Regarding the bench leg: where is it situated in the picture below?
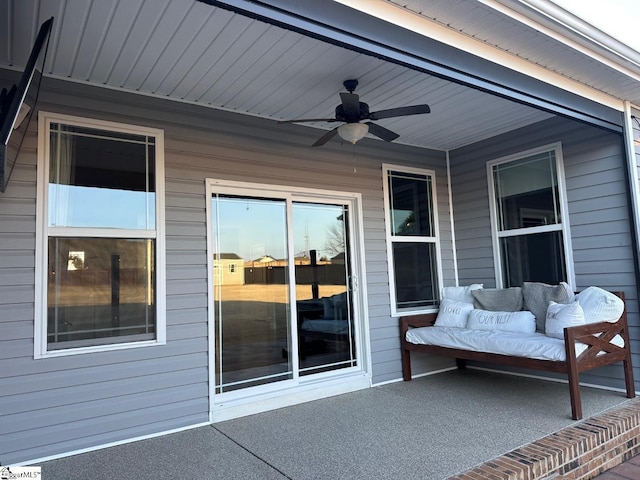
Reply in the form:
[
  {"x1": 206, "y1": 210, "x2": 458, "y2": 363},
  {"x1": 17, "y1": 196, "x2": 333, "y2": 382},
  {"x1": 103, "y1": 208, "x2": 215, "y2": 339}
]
[
  {"x1": 623, "y1": 357, "x2": 636, "y2": 399},
  {"x1": 402, "y1": 348, "x2": 412, "y2": 381},
  {"x1": 567, "y1": 368, "x2": 582, "y2": 421},
  {"x1": 456, "y1": 358, "x2": 467, "y2": 370}
]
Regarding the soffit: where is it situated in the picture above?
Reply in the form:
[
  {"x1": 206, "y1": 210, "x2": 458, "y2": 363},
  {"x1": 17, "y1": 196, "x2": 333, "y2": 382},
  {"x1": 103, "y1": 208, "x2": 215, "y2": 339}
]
[{"x1": 0, "y1": 0, "x2": 592, "y2": 151}]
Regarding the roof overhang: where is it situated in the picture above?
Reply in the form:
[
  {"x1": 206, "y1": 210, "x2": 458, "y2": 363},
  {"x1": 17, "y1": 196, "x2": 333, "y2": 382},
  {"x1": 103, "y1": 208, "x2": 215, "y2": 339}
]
[
  {"x1": 203, "y1": 0, "x2": 624, "y2": 131},
  {"x1": 3, "y1": 0, "x2": 638, "y2": 151}
]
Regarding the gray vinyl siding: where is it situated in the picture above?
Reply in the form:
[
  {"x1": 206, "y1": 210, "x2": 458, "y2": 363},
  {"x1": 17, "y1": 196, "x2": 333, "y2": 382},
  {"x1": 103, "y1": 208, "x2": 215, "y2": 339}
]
[
  {"x1": 0, "y1": 74, "x2": 452, "y2": 463},
  {"x1": 449, "y1": 116, "x2": 639, "y2": 392}
]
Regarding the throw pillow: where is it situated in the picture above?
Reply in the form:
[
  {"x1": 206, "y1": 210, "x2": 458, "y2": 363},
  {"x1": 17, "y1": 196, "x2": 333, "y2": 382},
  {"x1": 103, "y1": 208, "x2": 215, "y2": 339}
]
[
  {"x1": 576, "y1": 287, "x2": 624, "y2": 323},
  {"x1": 472, "y1": 287, "x2": 523, "y2": 312},
  {"x1": 322, "y1": 292, "x2": 348, "y2": 320},
  {"x1": 466, "y1": 309, "x2": 536, "y2": 334},
  {"x1": 522, "y1": 282, "x2": 574, "y2": 332},
  {"x1": 434, "y1": 299, "x2": 474, "y2": 328},
  {"x1": 441, "y1": 284, "x2": 483, "y2": 304},
  {"x1": 545, "y1": 301, "x2": 585, "y2": 339},
  {"x1": 322, "y1": 297, "x2": 334, "y2": 319}
]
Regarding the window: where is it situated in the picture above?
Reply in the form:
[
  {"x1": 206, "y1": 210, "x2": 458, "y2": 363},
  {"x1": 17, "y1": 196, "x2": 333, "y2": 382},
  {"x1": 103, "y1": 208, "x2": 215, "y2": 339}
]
[
  {"x1": 488, "y1": 143, "x2": 572, "y2": 288},
  {"x1": 383, "y1": 164, "x2": 442, "y2": 315},
  {"x1": 35, "y1": 113, "x2": 165, "y2": 356}
]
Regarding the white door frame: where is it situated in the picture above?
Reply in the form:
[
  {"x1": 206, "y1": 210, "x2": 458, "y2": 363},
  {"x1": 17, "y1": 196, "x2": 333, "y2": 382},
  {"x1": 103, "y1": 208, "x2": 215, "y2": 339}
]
[{"x1": 205, "y1": 178, "x2": 372, "y2": 422}]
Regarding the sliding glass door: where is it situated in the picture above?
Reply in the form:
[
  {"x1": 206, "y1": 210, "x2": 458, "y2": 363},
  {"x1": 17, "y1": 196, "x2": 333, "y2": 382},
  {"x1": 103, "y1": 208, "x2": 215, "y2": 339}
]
[
  {"x1": 210, "y1": 187, "x2": 358, "y2": 395},
  {"x1": 212, "y1": 196, "x2": 292, "y2": 393},
  {"x1": 292, "y1": 203, "x2": 356, "y2": 376}
]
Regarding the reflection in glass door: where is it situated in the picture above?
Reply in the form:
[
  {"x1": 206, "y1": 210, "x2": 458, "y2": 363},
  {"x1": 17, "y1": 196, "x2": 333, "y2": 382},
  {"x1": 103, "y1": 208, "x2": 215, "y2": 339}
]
[
  {"x1": 212, "y1": 196, "x2": 292, "y2": 393},
  {"x1": 211, "y1": 192, "x2": 358, "y2": 395},
  {"x1": 292, "y1": 203, "x2": 356, "y2": 376}
]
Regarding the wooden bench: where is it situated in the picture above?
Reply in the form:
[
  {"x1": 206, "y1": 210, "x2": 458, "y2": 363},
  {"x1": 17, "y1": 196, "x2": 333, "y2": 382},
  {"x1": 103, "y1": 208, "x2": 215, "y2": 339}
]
[{"x1": 400, "y1": 292, "x2": 636, "y2": 420}]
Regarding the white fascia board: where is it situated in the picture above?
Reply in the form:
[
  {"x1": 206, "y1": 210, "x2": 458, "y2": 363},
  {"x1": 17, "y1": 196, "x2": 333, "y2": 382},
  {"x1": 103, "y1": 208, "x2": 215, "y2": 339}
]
[{"x1": 333, "y1": 0, "x2": 624, "y2": 111}]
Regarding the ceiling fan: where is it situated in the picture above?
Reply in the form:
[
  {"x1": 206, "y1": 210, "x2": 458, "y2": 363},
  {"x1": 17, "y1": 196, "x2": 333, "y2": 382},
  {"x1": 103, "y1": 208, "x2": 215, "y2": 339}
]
[{"x1": 278, "y1": 79, "x2": 431, "y2": 147}]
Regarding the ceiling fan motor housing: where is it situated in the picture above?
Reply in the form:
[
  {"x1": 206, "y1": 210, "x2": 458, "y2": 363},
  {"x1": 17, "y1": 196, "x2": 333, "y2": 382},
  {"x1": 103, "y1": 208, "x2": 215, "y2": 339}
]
[{"x1": 335, "y1": 102, "x2": 370, "y2": 123}]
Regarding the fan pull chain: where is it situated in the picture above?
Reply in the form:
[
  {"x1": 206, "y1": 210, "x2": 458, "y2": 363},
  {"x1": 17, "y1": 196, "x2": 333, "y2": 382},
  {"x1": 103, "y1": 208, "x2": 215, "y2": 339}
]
[{"x1": 352, "y1": 144, "x2": 357, "y2": 173}]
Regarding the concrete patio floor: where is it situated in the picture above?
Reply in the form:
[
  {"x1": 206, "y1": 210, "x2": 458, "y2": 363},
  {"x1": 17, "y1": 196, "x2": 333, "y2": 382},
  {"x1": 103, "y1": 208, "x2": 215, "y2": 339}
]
[{"x1": 37, "y1": 369, "x2": 635, "y2": 480}]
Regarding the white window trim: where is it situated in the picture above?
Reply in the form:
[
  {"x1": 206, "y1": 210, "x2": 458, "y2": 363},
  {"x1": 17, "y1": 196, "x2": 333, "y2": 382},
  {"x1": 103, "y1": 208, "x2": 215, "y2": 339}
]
[
  {"x1": 486, "y1": 142, "x2": 575, "y2": 289},
  {"x1": 382, "y1": 163, "x2": 444, "y2": 317},
  {"x1": 34, "y1": 111, "x2": 166, "y2": 358}
]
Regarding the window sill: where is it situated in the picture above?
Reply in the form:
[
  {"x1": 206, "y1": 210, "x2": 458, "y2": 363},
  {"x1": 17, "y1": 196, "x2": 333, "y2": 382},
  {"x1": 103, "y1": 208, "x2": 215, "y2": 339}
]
[
  {"x1": 390, "y1": 306, "x2": 439, "y2": 318},
  {"x1": 34, "y1": 338, "x2": 166, "y2": 359}
]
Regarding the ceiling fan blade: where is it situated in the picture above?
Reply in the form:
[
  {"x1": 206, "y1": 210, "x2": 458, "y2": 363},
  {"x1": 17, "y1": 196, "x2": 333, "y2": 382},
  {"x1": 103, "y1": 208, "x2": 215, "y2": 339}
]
[
  {"x1": 368, "y1": 104, "x2": 431, "y2": 120},
  {"x1": 312, "y1": 126, "x2": 340, "y2": 147},
  {"x1": 365, "y1": 122, "x2": 400, "y2": 142},
  {"x1": 340, "y1": 92, "x2": 360, "y2": 118},
  {"x1": 278, "y1": 118, "x2": 338, "y2": 124}
]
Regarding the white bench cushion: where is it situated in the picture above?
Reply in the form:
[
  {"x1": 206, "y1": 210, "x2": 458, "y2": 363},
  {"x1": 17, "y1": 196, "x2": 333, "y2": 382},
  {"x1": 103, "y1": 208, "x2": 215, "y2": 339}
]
[{"x1": 405, "y1": 326, "x2": 623, "y2": 362}]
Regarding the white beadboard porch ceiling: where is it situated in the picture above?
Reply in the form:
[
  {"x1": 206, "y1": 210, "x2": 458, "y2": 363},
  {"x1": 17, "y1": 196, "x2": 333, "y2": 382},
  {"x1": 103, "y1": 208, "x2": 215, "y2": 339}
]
[{"x1": 2, "y1": 0, "x2": 638, "y2": 150}]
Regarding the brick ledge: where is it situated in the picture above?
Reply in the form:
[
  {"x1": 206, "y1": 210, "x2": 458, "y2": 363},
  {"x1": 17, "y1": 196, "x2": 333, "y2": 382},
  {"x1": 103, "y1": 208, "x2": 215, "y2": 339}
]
[{"x1": 449, "y1": 397, "x2": 640, "y2": 480}]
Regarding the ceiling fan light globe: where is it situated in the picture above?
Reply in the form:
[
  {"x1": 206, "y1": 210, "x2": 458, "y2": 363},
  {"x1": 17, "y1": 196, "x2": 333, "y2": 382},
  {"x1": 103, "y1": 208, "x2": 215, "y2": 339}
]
[{"x1": 338, "y1": 123, "x2": 369, "y2": 144}]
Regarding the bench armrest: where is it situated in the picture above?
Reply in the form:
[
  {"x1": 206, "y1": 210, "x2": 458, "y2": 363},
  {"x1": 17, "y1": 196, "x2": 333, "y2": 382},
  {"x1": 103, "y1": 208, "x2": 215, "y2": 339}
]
[
  {"x1": 400, "y1": 313, "x2": 438, "y2": 338},
  {"x1": 563, "y1": 291, "x2": 631, "y2": 370}
]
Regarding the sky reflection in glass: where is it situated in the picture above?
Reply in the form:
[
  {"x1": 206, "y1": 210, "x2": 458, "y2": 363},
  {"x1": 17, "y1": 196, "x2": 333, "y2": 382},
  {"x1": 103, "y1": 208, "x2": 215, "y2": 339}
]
[{"x1": 49, "y1": 184, "x2": 155, "y2": 230}]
